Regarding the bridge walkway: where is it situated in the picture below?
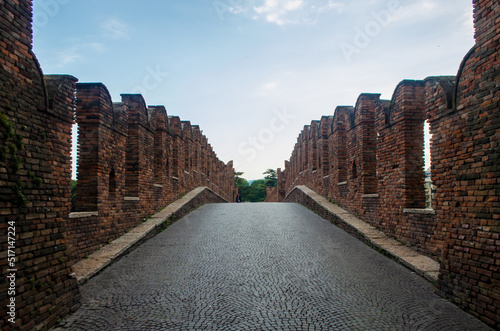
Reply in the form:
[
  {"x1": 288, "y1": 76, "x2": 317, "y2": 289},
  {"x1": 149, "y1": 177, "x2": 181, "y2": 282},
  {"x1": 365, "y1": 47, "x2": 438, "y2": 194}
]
[{"x1": 54, "y1": 203, "x2": 491, "y2": 330}]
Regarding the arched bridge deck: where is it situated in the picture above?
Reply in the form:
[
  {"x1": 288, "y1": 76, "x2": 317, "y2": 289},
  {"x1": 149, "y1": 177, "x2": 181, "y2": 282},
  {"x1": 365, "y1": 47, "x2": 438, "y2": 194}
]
[{"x1": 54, "y1": 203, "x2": 491, "y2": 330}]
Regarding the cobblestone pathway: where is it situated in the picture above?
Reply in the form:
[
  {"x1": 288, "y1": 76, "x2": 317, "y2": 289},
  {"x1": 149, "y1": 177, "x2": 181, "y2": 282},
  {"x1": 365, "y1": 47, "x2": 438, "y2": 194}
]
[{"x1": 55, "y1": 203, "x2": 492, "y2": 330}]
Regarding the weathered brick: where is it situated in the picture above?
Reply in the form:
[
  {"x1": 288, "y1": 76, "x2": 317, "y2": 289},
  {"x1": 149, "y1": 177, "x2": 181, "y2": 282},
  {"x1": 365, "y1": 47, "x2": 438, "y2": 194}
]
[
  {"x1": 276, "y1": 0, "x2": 500, "y2": 328},
  {"x1": 0, "y1": 1, "x2": 235, "y2": 330}
]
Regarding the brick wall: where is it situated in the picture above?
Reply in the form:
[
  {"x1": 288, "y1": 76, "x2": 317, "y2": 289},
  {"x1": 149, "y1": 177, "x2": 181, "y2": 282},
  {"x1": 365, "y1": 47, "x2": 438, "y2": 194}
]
[
  {"x1": 281, "y1": 70, "x2": 449, "y2": 261},
  {"x1": 375, "y1": 80, "x2": 428, "y2": 237},
  {"x1": 317, "y1": 116, "x2": 332, "y2": 197},
  {"x1": 70, "y1": 83, "x2": 236, "y2": 262},
  {"x1": 0, "y1": 1, "x2": 236, "y2": 330},
  {"x1": 432, "y1": 0, "x2": 500, "y2": 326},
  {"x1": 0, "y1": 1, "x2": 80, "y2": 330},
  {"x1": 278, "y1": 0, "x2": 499, "y2": 327},
  {"x1": 264, "y1": 168, "x2": 285, "y2": 202}
]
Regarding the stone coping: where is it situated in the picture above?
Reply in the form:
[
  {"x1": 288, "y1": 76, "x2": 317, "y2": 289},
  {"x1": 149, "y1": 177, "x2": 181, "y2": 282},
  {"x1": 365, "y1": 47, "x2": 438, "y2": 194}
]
[
  {"x1": 362, "y1": 194, "x2": 379, "y2": 198},
  {"x1": 71, "y1": 186, "x2": 226, "y2": 284},
  {"x1": 403, "y1": 208, "x2": 436, "y2": 215},
  {"x1": 285, "y1": 185, "x2": 440, "y2": 283},
  {"x1": 68, "y1": 211, "x2": 98, "y2": 219}
]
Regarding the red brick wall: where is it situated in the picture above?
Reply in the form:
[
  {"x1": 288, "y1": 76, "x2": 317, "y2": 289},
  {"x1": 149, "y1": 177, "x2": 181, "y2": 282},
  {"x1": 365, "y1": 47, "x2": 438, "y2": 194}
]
[
  {"x1": 71, "y1": 83, "x2": 131, "y2": 260},
  {"x1": 424, "y1": 75, "x2": 456, "y2": 258},
  {"x1": 0, "y1": 2, "x2": 235, "y2": 329},
  {"x1": 0, "y1": 1, "x2": 80, "y2": 330},
  {"x1": 330, "y1": 106, "x2": 350, "y2": 199},
  {"x1": 71, "y1": 84, "x2": 235, "y2": 262},
  {"x1": 151, "y1": 105, "x2": 173, "y2": 202},
  {"x1": 284, "y1": 80, "x2": 436, "y2": 252},
  {"x1": 375, "y1": 80, "x2": 428, "y2": 235},
  {"x1": 264, "y1": 168, "x2": 285, "y2": 202},
  {"x1": 264, "y1": 187, "x2": 279, "y2": 202},
  {"x1": 318, "y1": 116, "x2": 332, "y2": 197},
  {"x1": 281, "y1": 0, "x2": 499, "y2": 327},
  {"x1": 433, "y1": 0, "x2": 500, "y2": 326}
]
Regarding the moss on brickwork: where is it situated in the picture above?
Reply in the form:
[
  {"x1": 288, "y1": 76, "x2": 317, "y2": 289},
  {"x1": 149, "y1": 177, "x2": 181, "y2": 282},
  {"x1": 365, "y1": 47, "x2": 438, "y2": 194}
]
[{"x1": 0, "y1": 2, "x2": 80, "y2": 330}]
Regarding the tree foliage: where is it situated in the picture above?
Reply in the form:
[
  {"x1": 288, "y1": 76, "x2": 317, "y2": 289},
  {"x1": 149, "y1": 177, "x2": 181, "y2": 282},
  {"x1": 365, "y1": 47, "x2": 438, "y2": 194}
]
[
  {"x1": 234, "y1": 173, "x2": 268, "y2": 202},
  {"x1": 234, "y1": 171, "x2": 247, "y2": 188},
  {"x1": 263, "y1": 168, "x2": 277, "y2": 187}
]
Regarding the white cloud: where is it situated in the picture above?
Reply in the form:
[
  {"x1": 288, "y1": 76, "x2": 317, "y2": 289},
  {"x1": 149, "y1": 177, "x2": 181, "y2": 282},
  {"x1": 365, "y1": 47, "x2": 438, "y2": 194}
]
[
  {"x1": 253, "y1": 0, "x2": 305, "y2": 25},
  {"x1": 52, "y1": 42, "x2": 106, "y2": 69},
  {"x1": 266, "y1": 13, "x2": 285, "y2": 25},
  {"x1": 322, "y1": 1, "x2": 345, "y2": 14},
  {"x1": 421, "y1": 1, "x2": 437, "y2": 10},
  {"x1": 222, "y1": 0, "x2": 343, "y2": 25},
  {"x1": 229, "y1": 6, "x2": 245, "y2": 14},
  {"x1": 254, "y1": 0, "x2": 279, "y2": 15},
  {"x1": 284, "y1": 0, "x2": 303, "y2": 11},
  {"x1": 258, "y1": 81, "x2": 280, "y2": 96},
  {"x1": 88, "y1": 42, "x2": 107, "y2": 52},
  {"x1": 263, "y1": 81, "x2": 278, "y2": 90},
  {"x1": 102, "y1": 17, "x2": 130, "y2": 40},
  {"x1": 58, "y1": 47, "x2": 82, "y2": 66},
  {"x1": 390, "y1": 1, "x2": 450, "y2": 25}
]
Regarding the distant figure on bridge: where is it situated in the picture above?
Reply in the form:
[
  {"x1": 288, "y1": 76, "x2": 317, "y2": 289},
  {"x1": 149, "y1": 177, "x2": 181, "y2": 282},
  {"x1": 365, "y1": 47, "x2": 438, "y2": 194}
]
[{"x1": 236, "y1": 194, "x2": 241, "y2": 203}]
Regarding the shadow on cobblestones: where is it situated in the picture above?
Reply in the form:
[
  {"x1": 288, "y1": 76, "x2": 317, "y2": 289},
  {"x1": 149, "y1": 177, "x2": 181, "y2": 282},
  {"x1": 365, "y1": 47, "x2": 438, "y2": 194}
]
[{"x1": 54, "y1": 203, "x2": 492, "y2": 331}]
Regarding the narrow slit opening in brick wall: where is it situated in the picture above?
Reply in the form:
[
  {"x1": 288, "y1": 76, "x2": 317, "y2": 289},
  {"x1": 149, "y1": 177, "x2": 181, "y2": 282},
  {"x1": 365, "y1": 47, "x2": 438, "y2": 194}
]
[
  {"x1": 71, "y1": 123, "x2": 78, "y2": 212},
  {"x1": 423, "y1": 120, "x2": 434, "y2": 209}
]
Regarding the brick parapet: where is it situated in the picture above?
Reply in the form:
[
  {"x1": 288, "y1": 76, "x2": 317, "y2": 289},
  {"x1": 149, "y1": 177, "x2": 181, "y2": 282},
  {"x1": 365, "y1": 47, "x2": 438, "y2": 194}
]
[
  {"x1": 71, "y1": 84, "x2": 235, "y2": 264},
  {"x1": 330, "y1": 106, "x2": 350, "y2": 198},
  {"x1": 264, "y1": 167, "x2": 285, "y2": 203},
  {"x1": 0, "y1": 2, "x2": 235, "y2": 330},
  {"x1": 432, "y1": 1, "x2": 500, "y2": 326},
  {"x1": 283, "y1": 79, "x2": 435, "y2": 252},
  {"x1": 1, "y1": 1, "x2": 80, "y2": 329},
  {"x1": 319, "y1": 116, "x2": 332, "y2": 179},
  {"x1": 280, "y1": 0, "x2": 499, "y2": 327},
  {"x1": 75, "y1": 83, "x2": 113, "y2": 212},
  {"x1": 150, "y1": 106, "x2": 172, "y2": 199},
  {"x1": 354, "y1": 94, "x2": 379, "y2": 195},
  {"x1": 373, "y1": 80, "x2": 428, "y2": 238}
]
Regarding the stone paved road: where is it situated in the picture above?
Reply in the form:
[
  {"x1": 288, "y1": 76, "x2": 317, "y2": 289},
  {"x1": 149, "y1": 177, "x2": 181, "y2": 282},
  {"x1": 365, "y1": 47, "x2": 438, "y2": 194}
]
[{"x1": 55, "y1": 203, "x2": 492, "y2": 330}]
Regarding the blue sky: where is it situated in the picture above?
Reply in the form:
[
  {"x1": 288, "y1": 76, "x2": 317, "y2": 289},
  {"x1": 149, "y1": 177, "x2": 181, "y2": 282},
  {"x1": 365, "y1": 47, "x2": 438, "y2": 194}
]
[{"x1": 33, "y1": 0, "x2": 475, "y2": 180}]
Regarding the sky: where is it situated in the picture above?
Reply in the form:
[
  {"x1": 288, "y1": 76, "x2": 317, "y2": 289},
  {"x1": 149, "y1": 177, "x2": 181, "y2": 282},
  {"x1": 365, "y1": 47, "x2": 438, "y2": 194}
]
[{"x1": 32, "y1": 0, "x2": 475, "y2": 180}]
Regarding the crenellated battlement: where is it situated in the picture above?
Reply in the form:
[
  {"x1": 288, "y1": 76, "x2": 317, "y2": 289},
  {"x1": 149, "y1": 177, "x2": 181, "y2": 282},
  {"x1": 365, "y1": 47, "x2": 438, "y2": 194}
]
[
  {"x1": 278, "y1": 0, "x2": 499, "y2": 327},
  {"x1": 71, "y1": 83, "x2": 235, "y2": 263},
  {"x1": 0, "y1": 1, "x2": 235, "y2": 330}
]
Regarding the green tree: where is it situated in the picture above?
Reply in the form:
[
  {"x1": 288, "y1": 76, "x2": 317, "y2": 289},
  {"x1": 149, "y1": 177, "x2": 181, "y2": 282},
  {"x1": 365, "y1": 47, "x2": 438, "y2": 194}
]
[
  {"x1": 235, "y1": 171, "x2": 246, "y2": 188},
  {"x1": 234, "y1": 172, "x2": 268, "y2": 202},
  {"x1": 263, "y1": 168, "x2": 277, "y2": 187},
  {"x1": 234, "y1": 172, "x2": 249, "y2": 202},
  {"x1": 247, "y1": 179, "x2": 267, "y2": 202}
]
